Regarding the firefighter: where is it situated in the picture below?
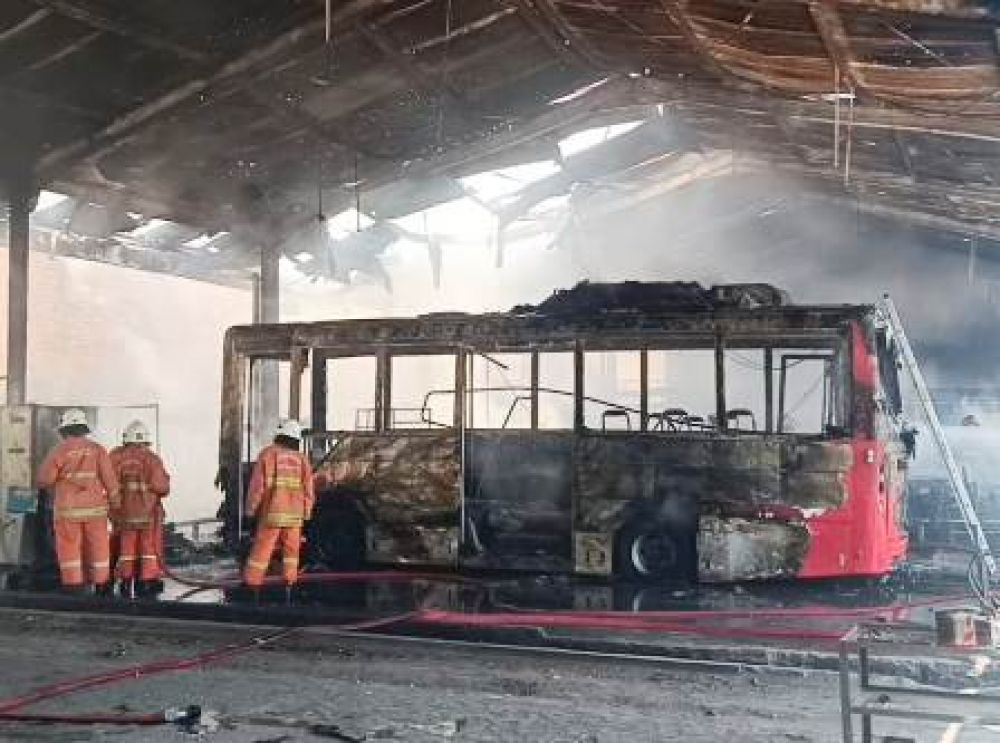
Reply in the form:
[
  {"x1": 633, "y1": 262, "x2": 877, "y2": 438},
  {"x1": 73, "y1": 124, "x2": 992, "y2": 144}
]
[
  {"x1": 110, "y1": 420, "x2": 170, "y2": 597},
  {"x1": 244, "y1": 419, "x2": 315, "y2": 592},
  {"x1": 36, "y1": 409, "x2": 119, "y2": 594}
]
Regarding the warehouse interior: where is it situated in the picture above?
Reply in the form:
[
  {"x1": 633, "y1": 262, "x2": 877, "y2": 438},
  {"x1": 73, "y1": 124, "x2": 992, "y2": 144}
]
[{"x1": 1, "y1": 1, "x2": 1000, "y2": 740}]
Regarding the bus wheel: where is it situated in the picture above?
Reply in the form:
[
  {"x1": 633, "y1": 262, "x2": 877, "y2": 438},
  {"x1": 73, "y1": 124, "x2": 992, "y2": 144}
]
[
  {"x1": 305, "y1": 499, "x2": 366, "y2": 570},
  {"x1": 617, "y1": 524, "x2": 689, "y2": 583}
]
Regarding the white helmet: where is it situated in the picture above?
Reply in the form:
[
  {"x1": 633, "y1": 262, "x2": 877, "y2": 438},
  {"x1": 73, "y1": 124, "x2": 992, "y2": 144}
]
[
  {"x1": 275, "y1": 418, "x2": 303, "y2": 441},
  {"x1": 58, "y1": 408, "x2": 89, "y2": 431},
  {"x1": 123, "y1": 420, "x2": 152, "y2": 445}
]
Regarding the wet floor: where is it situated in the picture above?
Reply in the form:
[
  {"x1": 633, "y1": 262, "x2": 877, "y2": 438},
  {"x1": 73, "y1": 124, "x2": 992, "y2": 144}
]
[
  {"x1": 148, "y1": 551, "x2": 981, "y2": 646},
  {"x1": 1, "y1": 548, "x2": 980, "y2": 648}
]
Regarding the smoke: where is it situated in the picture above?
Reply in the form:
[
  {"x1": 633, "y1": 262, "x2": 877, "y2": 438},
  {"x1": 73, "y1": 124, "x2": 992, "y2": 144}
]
[
  {"x1": 284, "y1": 168, "x2": 1000, "y2": 388},
  {"x1": 282, "y1": 166, "x2": 1000, "y2": 489},
  {"x1": 5, "y1": 164, "x2": 991, "y2": 521}
]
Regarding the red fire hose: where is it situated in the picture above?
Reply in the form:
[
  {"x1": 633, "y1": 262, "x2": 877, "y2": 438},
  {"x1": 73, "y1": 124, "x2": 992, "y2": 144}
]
[{"x1": 0, "y1": 612, "x2": 416, "y2": 727}]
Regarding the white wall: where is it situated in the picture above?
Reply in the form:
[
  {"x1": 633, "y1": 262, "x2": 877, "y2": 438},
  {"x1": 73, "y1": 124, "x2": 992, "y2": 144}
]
[{"x1": 0, "y1": 251, "x2": 250, "y2": 521}]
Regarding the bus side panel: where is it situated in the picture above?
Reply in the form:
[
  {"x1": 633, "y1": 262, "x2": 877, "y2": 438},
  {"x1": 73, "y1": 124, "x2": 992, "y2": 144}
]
[
  {"x1": 316, "y1": 432, "x2": 461, "y2": 565},
  {"x1": 463, "y1": 431, "x2": 575, "y2": 572},
  {"x1": 798, "y1": 440, "x2": 907, "y2": 577},
  {"x1": 574, "y1": 435, "x2": 784, "y2": 534},
  {"x1": 573, "y1": 435, "x2": 808, "y2": 581}
]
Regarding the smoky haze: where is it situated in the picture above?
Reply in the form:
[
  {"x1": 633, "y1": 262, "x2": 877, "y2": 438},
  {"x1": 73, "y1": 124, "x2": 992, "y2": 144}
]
[
  {"x1": 3, "y1": 168, "x2": 998, "y2": 521},
  {"x1": 285, "y1": 168, "x2": 1000, "y2": 491},
  {"x1": 287, "y1": 170, "x2": 1000, "y2": 388}
]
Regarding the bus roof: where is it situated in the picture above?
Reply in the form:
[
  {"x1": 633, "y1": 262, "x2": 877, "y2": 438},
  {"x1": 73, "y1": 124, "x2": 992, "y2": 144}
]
[{"x1": 225, "y1": 282, "x2": 876, "y2": 354}]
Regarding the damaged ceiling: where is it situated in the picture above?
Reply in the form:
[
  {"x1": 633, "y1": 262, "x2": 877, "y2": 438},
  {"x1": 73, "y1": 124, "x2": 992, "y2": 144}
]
[{"x1": 1, "y1": 0, "x2": 999, "y2": 283}]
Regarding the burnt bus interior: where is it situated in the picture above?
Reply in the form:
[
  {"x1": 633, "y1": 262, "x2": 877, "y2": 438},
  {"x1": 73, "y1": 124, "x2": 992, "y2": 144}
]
[{"x1": 218, "y1": 283, "x2": 901, "y2": 583}]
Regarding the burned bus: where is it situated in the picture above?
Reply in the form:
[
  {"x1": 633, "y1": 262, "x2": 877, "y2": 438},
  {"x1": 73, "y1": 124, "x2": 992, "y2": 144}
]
[{"x1": 217, "y1": 282, "x2": 909, "y2": 583}]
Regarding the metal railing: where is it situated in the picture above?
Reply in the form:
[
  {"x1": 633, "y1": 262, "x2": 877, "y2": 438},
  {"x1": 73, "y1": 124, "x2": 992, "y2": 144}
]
[{"x1": 839, "y1": 623, "x2": 1000, "y2": 742}]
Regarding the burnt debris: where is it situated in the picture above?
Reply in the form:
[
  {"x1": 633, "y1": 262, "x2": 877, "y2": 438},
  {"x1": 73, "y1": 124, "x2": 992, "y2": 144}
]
[{"x1": 512, "y1": 281, "x2": 789, "y2": 318}]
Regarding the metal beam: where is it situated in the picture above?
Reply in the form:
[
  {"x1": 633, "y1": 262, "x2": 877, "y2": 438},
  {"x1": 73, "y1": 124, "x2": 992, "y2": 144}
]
[
  {"x1": 26, "y1": 30, "x2": 100, "y2": 72},
  {"x1": 808, "y1": 0, "x2": 866, "y2": 92},
  {"x1": 573, "y1": 342, "x2": 584, "y2": 431},
  {"x1": 714, "y1": 334, "x2": 727, "y2": 432},
  {"x1": 312, "y1": 79, "x2": 642, "y2": 221},
  {"x1": 644, "y1": 75, "x2": 1000, "y2": 145},
  {"x1": 37, "y1": 0, "x2": 395, "y2": 180},
  {"x1": 656, "y1": 0, "x2": 748, "y2": 87},
  {"x1": 356, "y1": 21, "x2": 481, "y2": 123},
  {"x1": 800, "y1": 0, "x2": 998, "y2": 19},
  {"x1": 530, "y1": 350, "x2": 539, "y2": 430},
  {"x1": 509, "y1": 0, "x2": 585, "y2": 65},
  {"x1": 25, "y1": 0, "x2": 209, "y2": 62},
  {"x1": 530, "y1": 0, "x2": 607, "y2": 68},
  {"x1": 14, "y1": 228, "x2": 252, "y2": 287},
  {"x1": 639, "y1": 348, "x2": 648, "y2": 432},
  {"x1": 377, "y1": 350, "x2": 391, "y2": 433},
  {"x1": 0, "y1": 8, "x2": 51, "y2": 44},
  {"x1": 408, "y1": 6, "x2": 519, "y2": 53},
  {"x1": 37, "y1": 18, "x2": 318, "y2": 178},
  {"x1": 240, "y1": 80, "x2": 396, "y2": 161},
  {"x1": 51, "y1": 175, "x2": 223, "y2": 229},
  {"x1": 5, "y1": 186, "x2": 30, "y2": 405}
]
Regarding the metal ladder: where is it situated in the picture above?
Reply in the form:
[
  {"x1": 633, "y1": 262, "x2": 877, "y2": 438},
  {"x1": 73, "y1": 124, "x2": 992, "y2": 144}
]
[{"x1": 881, "y1": 295, "x2": 997, "y2": 579}]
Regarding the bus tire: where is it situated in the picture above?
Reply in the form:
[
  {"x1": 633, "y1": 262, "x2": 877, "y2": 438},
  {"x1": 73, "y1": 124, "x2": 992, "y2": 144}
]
[
  {"x1": 616, "y1": 523, "x2": 694, "y2": 584},
  {"x1": 305, "y1": 496, "x2": 367, "y2": 570}
]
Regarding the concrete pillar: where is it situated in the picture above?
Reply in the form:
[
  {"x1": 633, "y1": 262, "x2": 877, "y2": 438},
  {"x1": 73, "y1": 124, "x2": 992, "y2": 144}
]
[{"x1": 6, "y1": 187, "x2": 30, "y2": 406}]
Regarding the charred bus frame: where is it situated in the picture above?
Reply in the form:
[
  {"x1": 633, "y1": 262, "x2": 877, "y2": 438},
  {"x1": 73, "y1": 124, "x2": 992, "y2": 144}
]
[{"x1": 218, "y1": 284, "x2": 908, "y2": 583}]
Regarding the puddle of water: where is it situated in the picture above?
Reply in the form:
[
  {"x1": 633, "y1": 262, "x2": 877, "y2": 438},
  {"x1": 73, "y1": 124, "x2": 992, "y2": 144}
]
[
  {"x1": 7, "y1": 550, "x2": 977, "y2": 643},
  {"x1": 159, "y1": 558, "x2": 976, "y2": 638}
]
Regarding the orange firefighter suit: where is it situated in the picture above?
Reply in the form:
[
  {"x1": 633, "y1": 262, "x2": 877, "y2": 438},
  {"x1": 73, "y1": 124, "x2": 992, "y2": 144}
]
[
  {"x1": 244, "y1": 444, "x2": 315, "y2": 587},
  {"x1": 109, "y1": 444, "x2": 170, "y2": 581},
  {"x1": 37, "y1": 437, "x2": 120, "y2": 587}
]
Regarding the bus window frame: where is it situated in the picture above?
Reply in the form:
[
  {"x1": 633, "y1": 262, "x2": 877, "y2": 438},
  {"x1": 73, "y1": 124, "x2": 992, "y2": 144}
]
[{"x1": 304, "y1": 332, "x2": 851, "y2": 441}]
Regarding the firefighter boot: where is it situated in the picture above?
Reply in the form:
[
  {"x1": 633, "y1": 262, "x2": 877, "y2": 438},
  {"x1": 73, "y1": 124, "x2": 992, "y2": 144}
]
[
  {"x1": 137, "y1": 580, "x2": 161, "y2": 600},
  {"x1": 94, "y1": 582, "x2": 114, "y2": 599}
]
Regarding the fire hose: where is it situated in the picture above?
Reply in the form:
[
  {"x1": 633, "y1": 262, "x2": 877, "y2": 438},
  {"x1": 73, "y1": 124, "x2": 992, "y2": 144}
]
[
  {"x1": 152, "y1": 541, "x2": 974, "y2": 642},
  {"x1": 0, "y1": 611, "x2": 417, "y2": 728},
  {"x1": 156, "y1": 557, "x2": 970, "y2": 638},
  {"x1": 139, "y1": 516, "x2": 980, "y2": 650},
  {"x1": 6, "y1": 534, "x2": 980, "y2": 732},
  {"x1": 0, "y1": 592, "x2": 969, "y2": 730}
]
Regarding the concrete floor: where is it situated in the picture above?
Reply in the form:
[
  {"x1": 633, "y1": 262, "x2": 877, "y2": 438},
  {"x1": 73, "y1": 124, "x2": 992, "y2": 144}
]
[{"x1": 0, "y1": 608, "x2": 979, "y2": 742}]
